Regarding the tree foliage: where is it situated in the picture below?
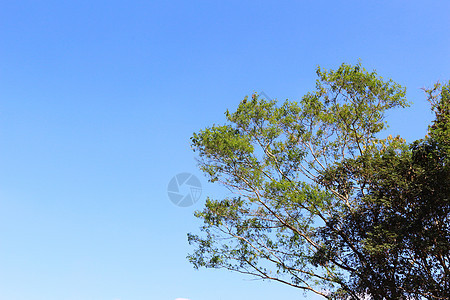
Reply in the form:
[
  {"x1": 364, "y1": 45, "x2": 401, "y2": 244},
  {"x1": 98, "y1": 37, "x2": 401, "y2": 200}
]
[{"x1": 187, "y1": 63, "x2": 449, "y2": 299}]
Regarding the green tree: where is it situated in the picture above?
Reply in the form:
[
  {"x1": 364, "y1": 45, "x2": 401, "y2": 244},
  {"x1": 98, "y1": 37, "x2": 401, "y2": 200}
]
[
  {"x1": 187, "y1": 63, "x2": 449, "y2": 299},
  {"x1": 316, "y1": 81, "x2": 450, "y2": 299}
]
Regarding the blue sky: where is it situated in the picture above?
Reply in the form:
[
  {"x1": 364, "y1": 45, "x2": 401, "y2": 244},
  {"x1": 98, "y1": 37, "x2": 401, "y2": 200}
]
[{"x1": 1, "y1": 1, "x2": 449, "y2": 299}]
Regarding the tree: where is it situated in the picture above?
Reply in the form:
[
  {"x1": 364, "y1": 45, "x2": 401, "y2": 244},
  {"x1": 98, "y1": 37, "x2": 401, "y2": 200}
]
[
  {"x1": 315, "y1": 81, "x2": 450, "y2": 299},
  {"x1": 187, "y1": 63, "x2": 450, "y2": 299}
]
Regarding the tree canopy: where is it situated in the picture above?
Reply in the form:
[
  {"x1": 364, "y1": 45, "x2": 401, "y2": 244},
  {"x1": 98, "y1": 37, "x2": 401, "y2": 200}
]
[{"x1": 187, "y1": 63, "x2": 450, "y2": 299}]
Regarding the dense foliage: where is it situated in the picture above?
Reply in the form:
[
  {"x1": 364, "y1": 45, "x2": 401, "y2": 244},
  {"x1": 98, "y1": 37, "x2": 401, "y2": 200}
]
[{"x1": 188, "y1": 63, "x2": 449, "y2": 299}]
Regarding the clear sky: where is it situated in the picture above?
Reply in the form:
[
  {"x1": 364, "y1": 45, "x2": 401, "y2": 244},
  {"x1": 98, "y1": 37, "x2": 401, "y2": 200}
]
[{"x1": 1, "y1": 1, "x2": 449, "y2": 300}]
